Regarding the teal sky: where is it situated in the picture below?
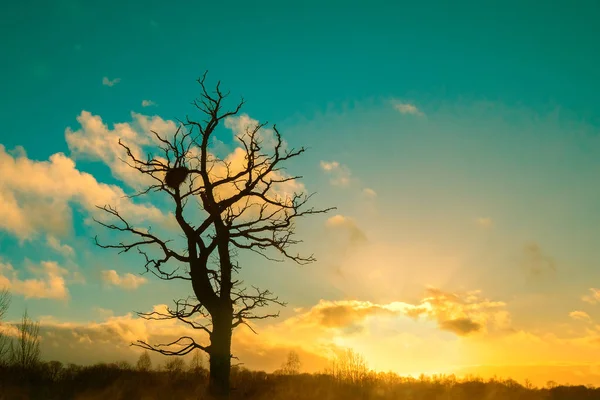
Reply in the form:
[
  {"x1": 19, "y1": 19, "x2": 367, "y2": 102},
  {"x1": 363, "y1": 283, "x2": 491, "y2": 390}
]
[{"x1": 1, "y1": 0, "x2": 600, "y2": 384}]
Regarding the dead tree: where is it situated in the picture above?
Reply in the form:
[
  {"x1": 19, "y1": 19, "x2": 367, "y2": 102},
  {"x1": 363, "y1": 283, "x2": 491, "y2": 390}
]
[
  {"x1": 10, "y1": 309, "x2": 41, "y2": 370},
  {"x1": 94, "y1": 72, "x2": 334, "y2": 398},
  {"x1": 0, "y1": 288, "x2": 11, "y2": 362}
]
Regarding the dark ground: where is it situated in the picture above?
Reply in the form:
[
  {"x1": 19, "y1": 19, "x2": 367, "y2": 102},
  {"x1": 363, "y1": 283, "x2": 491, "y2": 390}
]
[{"x1": 1, "y1": 362, "x2": 599, "y2": 400}]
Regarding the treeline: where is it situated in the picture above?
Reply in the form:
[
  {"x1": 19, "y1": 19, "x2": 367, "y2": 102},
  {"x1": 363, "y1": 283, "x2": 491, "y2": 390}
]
[{"x1": 2, "y1": 360, "x2": 600, "y2": 400}]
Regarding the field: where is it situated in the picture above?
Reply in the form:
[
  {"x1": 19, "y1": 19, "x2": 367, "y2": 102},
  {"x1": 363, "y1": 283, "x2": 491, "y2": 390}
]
[{"x1": 1, "y1": 363, "x2": 599, "y2": 400}]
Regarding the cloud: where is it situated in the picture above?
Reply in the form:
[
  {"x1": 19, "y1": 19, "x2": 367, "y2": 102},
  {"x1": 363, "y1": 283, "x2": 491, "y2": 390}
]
[
  {"x1": 101, "y1": 270, "x2": 147, "y2": 290},
  {"x1": 66, "y1": 111, "x2": 303, "y2": 217},
  {"x1": 141, "y1": 100, "x2": 156, "y2": 107},
  {"x1": 521, "y1": 243, "x2": 556, "y2": 280},
  {"x1": 569, "y1": 311, "x2": 591, "y2": 322},
  {"x1": 14, "y1": 295, "x2": 600, "y2": 385},
  {"x1": 289, "y1": 300, "x2": 404, "y2": 328},
  {"x1": 102, "y1": 77, "x2": 121, "y2": 87},
  {"x1": 46, "y1": 235, "x2": 74, "y2": 257},
  {"x1": 363, "y1": 188, "x2": 377, "y2": 198},
  {"x1": 320, "y1": 161, "x2": 339, "y2": 171},
  {"x1": 94, "y1": 307, "x2": 115, "y2": 319},
  {"x1": 201, "y1": 114, "x2": 307, "y2": 218},
  {"x1": 320, "y1": 161, "x2": 351, "y2": 186},
  {"x1": 409, "y1": 287, "x2": 512, "y2": 336},
  {"x1": 475, "y1": 217, "x2": 493, "y2": 228},
  {"x1": 392, "y1": 100, "x2": 424, "y2": 116},
  {"x1": 0, "y1": 144, "x2": 170, "y2": 240},
  {"x1": 325, "y1": 215, "x2": 367, "y2": 245},
  {"x1": 439, "y1": 318, "x2": 482, "y2": 335},
  {"x1": 65, "y1": 110, "x2": 176, "y2": 189},
  {"x1": 289, "y1": 287, "x2": 510, "y2": 338},
  {"x1": 307, "y1": 301, "x2": 397, "y2": 329},
  {"x1": 225, "y1": 114, "x2": 284, "y2": 151},
  {"x1": 583, "y1": 288, "x2": 600, "y2": 305},
  {"x1": 0, "y1": 260, "x2": 70, "y2": 300},
  {"x1": 18, "y1": 305, "x2": 331, "y2": 373}
]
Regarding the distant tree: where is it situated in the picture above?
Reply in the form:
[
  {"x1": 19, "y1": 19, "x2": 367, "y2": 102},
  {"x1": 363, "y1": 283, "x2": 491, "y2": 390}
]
[
  {"x1": 44, "y1": 360, "x2": 64, "y2": 381},
  {"x1": 546, "y1": 380, "x2": 558, "y2": 389},
  {"x1": 10, "y1": 309, "x2": 41, "y2": 369},
  {"x1": 326, "y1": 348, "x2": 369, "y2": 384},
  {"x1": 280, "y1": 350, "x2": 301, "y2": 375},
  {"x1": 189, "y1": 349, "x2": 206, "y2": 374},
  {"x1": 164, "y1": 357, "x2": 186, "y2": 376},
  {"x1": 94, "y1": 72, "x2": 333, "y2": 398},
  {"x1": 136, "y1": 350, "x2": 152, "y2": 372},
  {"x1": 116, "y1": 360, "x2": 133, "y2": 370},
  {"x1": 523, "y1": 378, "x2": 535, "y2": 389},
  {"x1": 0, "y1": 288, "x2": 11, "y2": 363}
]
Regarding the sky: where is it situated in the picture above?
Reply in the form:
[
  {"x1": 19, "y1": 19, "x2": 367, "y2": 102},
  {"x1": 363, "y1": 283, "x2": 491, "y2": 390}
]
[{"x1": 1, "y1": 0, "x2": 600, "y2": 387}]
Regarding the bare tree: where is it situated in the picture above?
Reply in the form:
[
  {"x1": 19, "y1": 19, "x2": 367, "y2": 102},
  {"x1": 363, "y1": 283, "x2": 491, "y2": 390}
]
[
  {"x1": 136, "y1": 350, "x2": 152, "y2": 372},
  {"x1": 94, "y1": 72, "x2": 334, "y2": 398},
  {"x1": 189, "y1": 349, "x2": 207, "y2": 375},
  {"x1": 10, "y1": 309, "x2": 41, "y2": 370},
  {"x1": 279, "y1": 350, "x2": 301, "y2": 375},
  {"x1": 164, "y1": 357, "x2": 186, "y2": 377},
  {"x1": 326, "y1": 348, "x2": 369, "y2": 384},
  {"x1": 0, "y1": 288, "x2": 11, "y2": 363}
]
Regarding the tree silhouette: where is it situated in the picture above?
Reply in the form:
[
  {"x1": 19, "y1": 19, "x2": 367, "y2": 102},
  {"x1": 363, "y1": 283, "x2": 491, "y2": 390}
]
[
  {"x1": 326, "y1": 348, "x2": 369, "y2": 385},
  {"x1": 10, "y1": 309, "x2": 41, "y2": 370},
  {"x1": 0, "y1": 288, "x2": 11, "y2": 362},
  {"x1": 136, "y1": 351, "x2": 152, "y2": 372},
  {"x1": 94, "y1": 72, "x2": 333, "y2": 398},
  {"x1": 279, "y1": 350, "x2": 301, "y2": 375}
]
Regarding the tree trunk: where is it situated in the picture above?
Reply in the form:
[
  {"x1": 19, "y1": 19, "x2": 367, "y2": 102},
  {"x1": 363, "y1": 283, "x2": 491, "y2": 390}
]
[{"x1": 208, "y1": 313, "x2": 233, "y2": 399}]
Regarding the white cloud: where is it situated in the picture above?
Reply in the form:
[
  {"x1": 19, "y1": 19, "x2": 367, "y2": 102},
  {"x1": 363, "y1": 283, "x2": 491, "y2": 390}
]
[
  {"x1": 101, "y1": 269, "x2": 147, "y2": 290},
  {"x1": 102, "y1": 77, "x2": 121, "y2": 87},
  {"x1": 320, "y1": 160, "x2": 351, "y2": 186},
  {"x1": 320, "y1": 161, "x2": 340, "y2": 171},
  {"x1": 583, "y1": 288, "x2": 600, "y2": 305},
  {"x1": 224, "y1": 113, "x2": 283, "y2": 151},
  {"x1": 0, "y1": 260, "x2": 70, "y2": 300},
  {"x1": 141, "y1": 100, "x2": 156, "y2": 107},
  {"x1": 392, "y1": 100, "x2": 424, "y2": 116},
  {"x1": 46, "y1": 235, "x2": 74, "y2": 257}
]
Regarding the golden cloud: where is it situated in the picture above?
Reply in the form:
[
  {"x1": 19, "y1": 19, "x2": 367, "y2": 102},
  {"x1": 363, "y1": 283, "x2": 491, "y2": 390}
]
[
  {"x1": 407, "y1": 287, "x2": 512, "y2": 336},
  {"x1": 101, "y1": 269, "x2": 147, "y2": 290},
  {"x1": 0, "y1": 260, "x2": 71, "y2": 300},
  {"x1": 569, "y1": 311, "x2": 592, "y2": 322},
  {"x1": 582, "y1": 288, "x2": 600, "y2": 305},
  {"x1": 0, "y1": 144, "x2": 171, "y2": 240}
]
